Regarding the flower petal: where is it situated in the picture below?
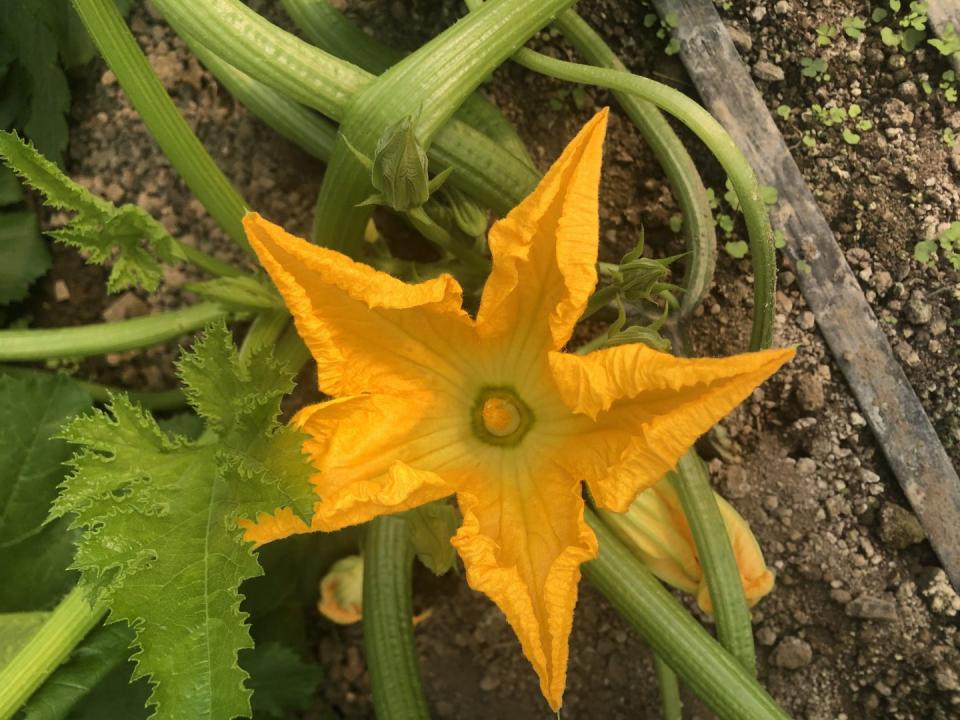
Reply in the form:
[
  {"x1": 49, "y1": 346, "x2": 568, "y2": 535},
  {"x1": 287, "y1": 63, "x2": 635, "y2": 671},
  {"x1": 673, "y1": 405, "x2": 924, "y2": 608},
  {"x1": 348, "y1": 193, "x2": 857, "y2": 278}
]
[
  {"x1": 475, "y1": 110, "x2": 608, "y2": 364},
  {"x1": 451, "y1": 458, "x2": 597, "y2": 711},
  {"x1": 298, "y1": 393, "x2": 462, "y2": 530},
  {"x1": 243, "y1": 212, "x2": 477, "y2": 396},
  {"x1": 239, "y1": 393, "x2": 462, "y2": 545},
  {"x1": 549, "y1": 344, "x2": 795, "y2": 511},
  {"x1": 239, "y1": 506, "x2": 309, "y2": 548}
]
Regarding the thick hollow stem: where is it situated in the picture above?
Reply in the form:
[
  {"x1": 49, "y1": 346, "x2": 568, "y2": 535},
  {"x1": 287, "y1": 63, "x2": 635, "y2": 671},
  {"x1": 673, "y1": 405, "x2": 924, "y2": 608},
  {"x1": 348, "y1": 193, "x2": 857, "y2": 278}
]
[
  {"x1": 237, "y1": 310, "x2": 290, "y2": 365},
  {"x1": 672, "y1": 450, "x2": 757, "y2": 674},
  {"x1": 280, "y1": 0, "x2": 534, "y2": 168},
  {"x1": 0, "y1": 587, "x2": 107, "y2": 720},
  {"x1": 311, "y1": 0, "x2": 576, "y2": 253},
  {"x1": 0, "y1": 303, "x2": 226, "y2": 361},
  {"x1": 653, "y1": 653, "x2": 683, "y2": 720},
  {"x1": 583, "y1": 509, "x2": 790, "y2": 720},
  {"x1": 179, "y1": 243, "x2": 246, "y2": 279},
  {"x1": 153, "y1": 0, "x2": 537, "y2": 215},
  {"x1": 362, "y1": 516, "x2": 429, "y2": 720},
  {"x1": 183, "y1": 38, "x2": 338, "y2": 162},
  {"x1": 71, "y1": 0, "x2": 249, "y2": 249}
]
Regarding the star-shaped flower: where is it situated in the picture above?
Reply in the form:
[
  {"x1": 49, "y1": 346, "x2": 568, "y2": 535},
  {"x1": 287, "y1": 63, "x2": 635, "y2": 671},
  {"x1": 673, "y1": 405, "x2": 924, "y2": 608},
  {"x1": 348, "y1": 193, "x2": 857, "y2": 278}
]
[{"x1": 240, "y1": 109, "x2": 794, "y2": 710}]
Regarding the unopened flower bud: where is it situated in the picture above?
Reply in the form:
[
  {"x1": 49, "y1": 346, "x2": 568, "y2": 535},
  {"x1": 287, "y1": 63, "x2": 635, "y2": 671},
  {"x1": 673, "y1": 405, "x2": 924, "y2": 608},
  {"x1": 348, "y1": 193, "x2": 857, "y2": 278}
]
[{"x1": 599, "y1": 475, "x2": 774, "y2": 614}]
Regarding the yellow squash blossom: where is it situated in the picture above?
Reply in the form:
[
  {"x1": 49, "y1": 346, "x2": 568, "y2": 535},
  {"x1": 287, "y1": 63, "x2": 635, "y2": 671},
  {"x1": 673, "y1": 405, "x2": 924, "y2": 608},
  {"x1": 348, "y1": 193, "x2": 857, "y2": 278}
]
[
  {"x1": 240, "y1": 109, "x2": 794, "y2": 710},
  {"x1": 599, "y1": 474, "x2": 775, "y2": 614},
  {"x1": 318, "y1": 555, "x2": 365, "y2": 625}
]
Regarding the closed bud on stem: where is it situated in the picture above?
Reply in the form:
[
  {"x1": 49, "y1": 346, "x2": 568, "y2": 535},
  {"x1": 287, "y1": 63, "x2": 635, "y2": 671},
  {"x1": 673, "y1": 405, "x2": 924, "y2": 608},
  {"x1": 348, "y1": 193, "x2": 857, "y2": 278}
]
[
  {"x1": 597, "y1": 475, "x2": 775, "y2": 614},
  {"x1": 370, "y1": 116, "x2": 432, "y2": 211}
]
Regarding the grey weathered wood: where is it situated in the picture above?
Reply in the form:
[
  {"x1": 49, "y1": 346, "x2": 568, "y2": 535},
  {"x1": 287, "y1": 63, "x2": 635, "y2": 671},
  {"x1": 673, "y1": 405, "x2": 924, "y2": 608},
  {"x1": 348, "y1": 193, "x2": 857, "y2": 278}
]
[
  {"x1": 927, "y1": 0, "x2": 960, "y2": 75},
  {"x1": 651, "y1": 0, "x2": 960, "y2": 589}
]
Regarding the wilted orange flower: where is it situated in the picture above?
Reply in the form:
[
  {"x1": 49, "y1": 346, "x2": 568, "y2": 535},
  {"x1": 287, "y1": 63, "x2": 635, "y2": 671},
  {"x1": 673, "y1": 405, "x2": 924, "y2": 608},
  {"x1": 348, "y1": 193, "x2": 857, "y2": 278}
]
[{"x1": 240, "y1": 109, "x2": 793, "y2": 710}]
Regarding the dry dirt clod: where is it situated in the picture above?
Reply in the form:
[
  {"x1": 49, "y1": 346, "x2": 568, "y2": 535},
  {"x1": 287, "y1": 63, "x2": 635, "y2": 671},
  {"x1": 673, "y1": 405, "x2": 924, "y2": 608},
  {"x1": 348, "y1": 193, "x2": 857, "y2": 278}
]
[
  {"x1": 878, "y1": 502, "x2": 926, "y2": 550},
  {"x1": 771, "y1": 637, "x2": 813, "y2": 669},
  {"x1": 795, "y1": 374, "x2": 825, "y2": 411}
]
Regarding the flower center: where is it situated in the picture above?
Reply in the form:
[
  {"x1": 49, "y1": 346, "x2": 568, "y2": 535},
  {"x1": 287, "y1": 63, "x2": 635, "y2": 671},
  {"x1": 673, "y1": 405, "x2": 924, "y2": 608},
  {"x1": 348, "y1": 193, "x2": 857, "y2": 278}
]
[
  {"x1": 482, "y1": 397, "x2": 521, "y2": 437},
  {"x1": 471, "y1": 387, "x2": 534, "y2": 446}
]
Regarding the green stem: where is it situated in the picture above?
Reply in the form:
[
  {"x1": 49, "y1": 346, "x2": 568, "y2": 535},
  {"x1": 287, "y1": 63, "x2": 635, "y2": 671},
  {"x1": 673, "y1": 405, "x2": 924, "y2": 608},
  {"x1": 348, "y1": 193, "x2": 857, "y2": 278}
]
[
  {"x1": 151, "y1": 0, "x2": 367, "y2": 121},
  {"x1": 0, "y1": 587, "x2": 107, "y2": 720},
  {"x1": 671, "y1": 451, "x2": 756, "y2": 674},
  {"x1": 583, "y1": 509, "x2": 790, "y2": 720},
  {"x1": 551, "y1": 10, "x2": 716, "y2": 323},
  {"x1": 237, "y1": 310, "x2": 289, "y2": 364},
  {"x1": 280, "y1": 0, "x2": 535, "y2": 168},
  {"x1": 363, "y1": 516, "x2": 429, "y2": 720},
  {"x1": 0, "y1": 303, "x2": 227, "y2": 361},
  {"x1": 0, "y1": 365, "x2": 186, "y2": 411},
  {"x1": 311, "y1": 0, "x2": 576, "y2": 253},
  {"x1": 153, "y1": 0, "x2": 538, "y2": 215},
  {"x1": 71, "y1": 0, "x2": 250, "y2": 249},
  {"x1": 273, "y1": 324, "x2": 312, "y2": 374},
  {"x1": 406, "y1": 208, "x2": 490, "y2": 274},
  {"x1": 183, "y1": 38, "x2": 337, "y2": 162},
  {"x1": 179, "y1": 242, "x2": 246, "y2": 279},
  {"x1": 157, "y1": 0, "x2": 772, "y2": 346},
  {"x1": 654, "y1": 654, "x2": 683, "y2": 720}
]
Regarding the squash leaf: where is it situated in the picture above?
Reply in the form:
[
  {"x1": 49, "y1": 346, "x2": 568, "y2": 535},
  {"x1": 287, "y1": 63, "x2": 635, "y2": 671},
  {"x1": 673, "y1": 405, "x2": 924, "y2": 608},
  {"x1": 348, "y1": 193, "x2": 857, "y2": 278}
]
[
  {"x1": 52, "y1": 322, "x2": 315, "y2": 720},
  {"x1": 0, "y1": 131, "x2": 183, "y2": 293},
  {"x1": 0, "y1": 373, "x2": 90, "y2": 611}
]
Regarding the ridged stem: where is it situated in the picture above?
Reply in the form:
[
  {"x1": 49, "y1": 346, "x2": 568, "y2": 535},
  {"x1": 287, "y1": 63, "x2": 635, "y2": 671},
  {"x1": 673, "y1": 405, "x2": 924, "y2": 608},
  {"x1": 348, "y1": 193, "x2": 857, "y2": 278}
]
[
  {"x1": 672, "y1": 450, "x2": 756, "y2": 674},
  {"x1": 0, "y1": 365, "x2": 186, "y2": 411},
  {"x1": 183, "y1": 38, "x2": 337, "y2": 162},
  {"x1": 0, "y1": 303, "x2": 226, "y2": 361},
  {"x1": 71, "y1": 0, "x2": 249, "y2": 248},
  {"x1": 0, "y1": 587, "x2": 107, "y2": 720},
  {"x1": 280, "y1": 0, "x2": 534, "y2": 168},
  {"x1": 583, "y1": 509, "x2": 790, "y2": 720},
  {"x1": 654, "y1": 654, "x2": 683, "y2": 720},
  {"x1": 150, "y1": 0, "x2": 537, "y2": 216},
  {"x1": 311, "y1": 0, "x2": 575, "y2": 253},
  {"x1": 363, "y1": 516, "x2": 429, "y2": 720}
]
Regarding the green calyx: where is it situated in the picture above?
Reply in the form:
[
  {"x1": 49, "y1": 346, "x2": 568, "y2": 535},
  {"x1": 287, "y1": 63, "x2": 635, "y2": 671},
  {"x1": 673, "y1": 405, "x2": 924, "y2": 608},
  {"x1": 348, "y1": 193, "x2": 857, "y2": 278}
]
[{"x1": 470, "y1": 386, "x2": 535, "y2": 447}]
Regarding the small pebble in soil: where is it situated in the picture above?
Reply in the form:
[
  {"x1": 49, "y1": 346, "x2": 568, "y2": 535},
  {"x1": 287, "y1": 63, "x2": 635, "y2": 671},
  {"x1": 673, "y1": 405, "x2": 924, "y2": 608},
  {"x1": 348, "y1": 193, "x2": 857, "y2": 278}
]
[
  {"x1": 753, "y1": 61, "x2": 785, "y2": 82},
  {"x1": 795, "y1": 457, "x2": 817, "y2": 476},
  {"x1": 878, "y1": 502, "x2": 925, "y2": 550},
  {"x1": 54, "y1": 280, "x2": 70, "y2": 302},
  {"x1": 905, "y1": 291, "x2": 933, "y2": 325},
  {"x1": 756, "y1": 626, "x2": 778, "y2": 646},
  {"x1": 102, "y1": 292, "x2": 149, "y2": 322},
  {"x1": 725, "y1": 23, "x2": 752, "y2": 52},
  {"x1": 772, "y1": 637, "x2": 813, "y2": 669},
  {"x1": 846, "y1": 594, "x2": 898, "y2": 621}
]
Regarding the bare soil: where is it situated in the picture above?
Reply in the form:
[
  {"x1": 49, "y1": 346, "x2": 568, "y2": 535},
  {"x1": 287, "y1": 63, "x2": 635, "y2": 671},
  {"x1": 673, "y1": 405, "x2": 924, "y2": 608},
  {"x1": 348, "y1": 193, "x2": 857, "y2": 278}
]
[{"x1": 28, "y1": 0, "x2": 960, "y2": 717}]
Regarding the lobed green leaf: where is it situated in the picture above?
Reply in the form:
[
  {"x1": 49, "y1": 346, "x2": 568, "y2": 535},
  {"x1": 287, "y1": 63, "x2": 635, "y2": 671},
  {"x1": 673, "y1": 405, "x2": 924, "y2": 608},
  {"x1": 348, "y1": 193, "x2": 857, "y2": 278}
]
[
  {"x1": 0, "y1": 131, "x2": 182, "y2": 292},
  {"x1": 52, "y1": 322, "x2": 316, "y2": 720},
  {"x1": 0, "y1": 373, "x2": 90, "y2": 611}
]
